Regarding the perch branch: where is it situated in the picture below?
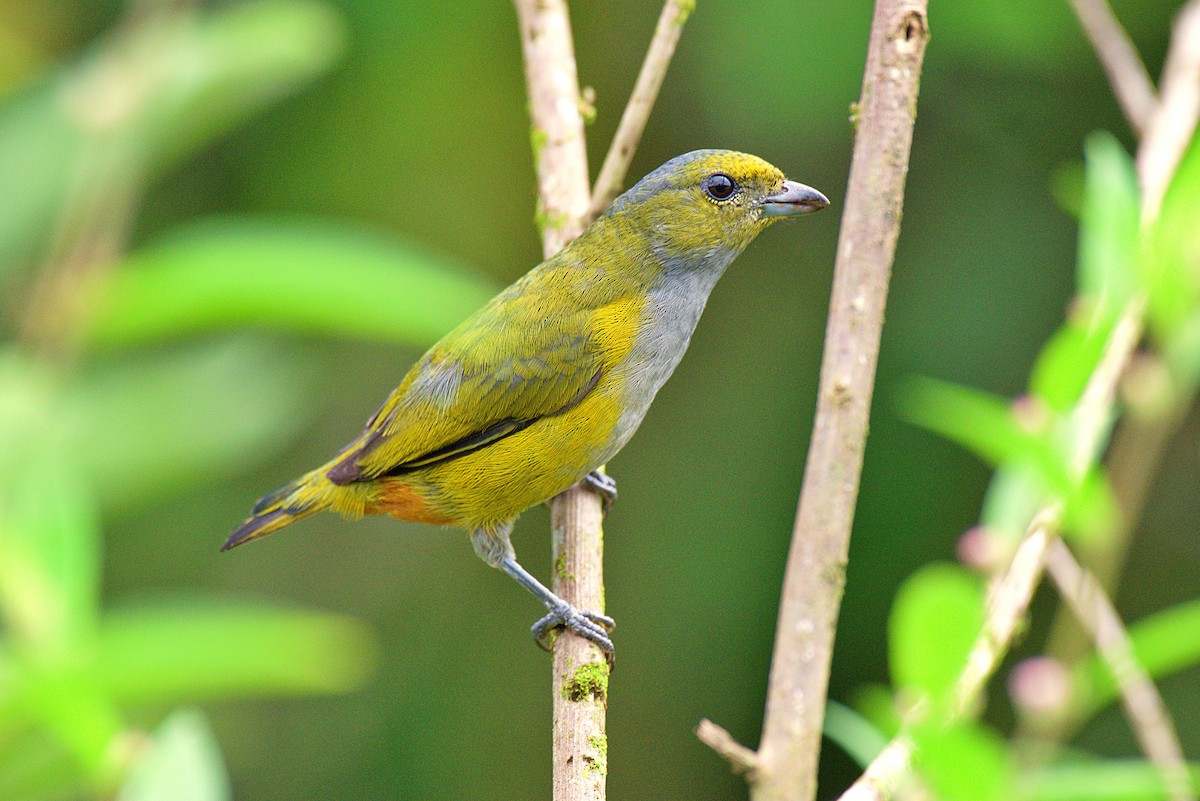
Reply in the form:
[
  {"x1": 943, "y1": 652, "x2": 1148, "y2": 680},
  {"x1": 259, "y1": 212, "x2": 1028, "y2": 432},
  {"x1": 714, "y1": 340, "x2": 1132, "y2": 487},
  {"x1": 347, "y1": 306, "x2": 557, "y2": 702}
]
[
  {"x1": 1046, "y1": 539, "x2": 1194, "y2": 801},
  {"x1": 588, "y1": 0, "x2": 695, "y2": 219},
  {"x1": 513, "y1": 2, "x2": 607, "y2": 800}
]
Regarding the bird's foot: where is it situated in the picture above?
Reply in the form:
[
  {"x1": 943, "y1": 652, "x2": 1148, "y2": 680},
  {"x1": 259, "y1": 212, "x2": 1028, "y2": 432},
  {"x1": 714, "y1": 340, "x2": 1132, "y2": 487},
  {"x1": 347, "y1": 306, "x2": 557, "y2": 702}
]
[
  {"x1": 532, "y1": 601, "x2": 616, "y2": 665},
  {"x1": 582, "y1": 470, "x2": 617, "y2": 515}
]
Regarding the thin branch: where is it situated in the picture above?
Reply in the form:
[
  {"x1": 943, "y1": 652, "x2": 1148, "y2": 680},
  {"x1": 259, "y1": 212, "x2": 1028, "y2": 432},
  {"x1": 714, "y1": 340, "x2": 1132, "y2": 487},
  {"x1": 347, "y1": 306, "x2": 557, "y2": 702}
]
[
  {"x1": 953, "y1": 511, "x2": 1059, "y2": 717},
  {"x1": 1137, "y1": 0, "x2": 1200, "y2": 222},
  {"x1": 1045, "y1": 539, "x2": 1194, "y2": 801},
  {"x1": 512, "y1": 2, "x2": 608, "y2": 800},
  {"x1": 587, "y1": 0, "x2": 694, "y2": 220},
  {"x1": 1066, "y1": 0, "x2": 1158, "y2": 135},
  {"x1": 696, "y1": 719, "x2": 760, "y2": 776},
  {"x1": 728, "y1": 4, "x2": 929, "y2": 801},
  {"x1": 838, "y1": 737, "x2": 917, "y2": 801}
]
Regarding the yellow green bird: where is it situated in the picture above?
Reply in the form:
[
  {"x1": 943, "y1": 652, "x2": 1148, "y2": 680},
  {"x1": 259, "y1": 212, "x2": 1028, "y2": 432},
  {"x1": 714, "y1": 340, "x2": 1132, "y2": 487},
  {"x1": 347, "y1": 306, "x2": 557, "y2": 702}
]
[{"x1": 224, "y1": 149, "x2": 828, "y2": 658}]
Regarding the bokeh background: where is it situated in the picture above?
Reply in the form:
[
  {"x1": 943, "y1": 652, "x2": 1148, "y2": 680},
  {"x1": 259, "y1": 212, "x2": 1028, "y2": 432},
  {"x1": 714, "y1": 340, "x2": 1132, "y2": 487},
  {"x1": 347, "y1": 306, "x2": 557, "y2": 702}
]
[{"x1": 1, "y1": 1, "x2": 1196, "y2": 799}]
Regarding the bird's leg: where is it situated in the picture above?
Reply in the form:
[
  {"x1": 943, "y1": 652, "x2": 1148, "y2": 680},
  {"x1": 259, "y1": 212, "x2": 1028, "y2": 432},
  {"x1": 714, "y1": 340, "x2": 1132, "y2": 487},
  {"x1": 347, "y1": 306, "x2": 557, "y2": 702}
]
[
  {"x1": 471, "y1": 527, "x2": 616, "y2": 662},
  {"x1": 501, "y1": 556, "x2": 616, "y2": 663},
  {"x1": 582, "y1": 469, "x2": 617, "y2": 515}
]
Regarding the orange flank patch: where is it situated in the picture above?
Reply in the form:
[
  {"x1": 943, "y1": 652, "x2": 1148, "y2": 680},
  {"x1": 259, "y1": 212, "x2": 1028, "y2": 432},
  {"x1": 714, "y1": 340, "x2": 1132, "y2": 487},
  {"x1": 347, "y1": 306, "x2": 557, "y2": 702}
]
[{"x1": 371, "y1": 478, "x2": 454, "y2": 525}]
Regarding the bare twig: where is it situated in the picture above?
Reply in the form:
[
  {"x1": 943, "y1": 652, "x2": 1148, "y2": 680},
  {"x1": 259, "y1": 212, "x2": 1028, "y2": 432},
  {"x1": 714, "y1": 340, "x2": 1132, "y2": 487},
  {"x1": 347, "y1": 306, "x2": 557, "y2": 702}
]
[
  {"x1": 692, "y1": 3, "x2": 930, "y2": 800},
  {"x1": 1046, "y1": 539, "x2": 1194, "y2": 801},
  {"x1": 696, "y1": 719, "x2": 760, "y2": 776},
  {"x1": 1137, "y1": 0, "x2": 1200, "y2": 222},
  {"x1": 512, "y1": 2, "x2": 608, "y2": 799},
  {"x1": 1065, "y1": 0, "x2": 1158, "y2": 134},
  {"x1": 587, "y1": 0, "x2": 695, "y2": 219}
]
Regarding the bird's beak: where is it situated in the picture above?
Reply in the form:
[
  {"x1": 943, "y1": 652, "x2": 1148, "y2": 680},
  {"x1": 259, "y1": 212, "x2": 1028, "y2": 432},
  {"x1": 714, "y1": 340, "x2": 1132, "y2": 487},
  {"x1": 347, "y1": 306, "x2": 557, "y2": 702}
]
[{"x1": 761, "y1": 181, "x2": 830, "y2": 217}]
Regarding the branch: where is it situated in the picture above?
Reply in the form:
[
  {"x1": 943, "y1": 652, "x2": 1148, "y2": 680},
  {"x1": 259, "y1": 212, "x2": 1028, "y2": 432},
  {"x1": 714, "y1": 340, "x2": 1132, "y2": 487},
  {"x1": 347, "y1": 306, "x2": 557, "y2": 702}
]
[
  {"x1": 1045, "y1": 539, "x2": 1194, "y2": 801},
  {"x1": 694, "y1": 3, "x2": 930, "y2": 800},
  {"x1": 1065, "y1": 0, "x2": 1158, "y2": 135},
  {"x1": 839, "y1": 4, "x2": 1200, "y2": 799},
  {"x1": 515, "y1": 0, "x2": 591, "y2": 257},
  {"x1": 587, "y1": 0, "x2": 695, "y2": 220},
  {"x1": 1137, "y1": 0, "x2": 1200, "y2": 222},
  {"x1": 512, "y1": 2, "x2": 607, "y2": 800},
  {"x1": 696, "y1": 719, "x2": 760, "y2": 776}
]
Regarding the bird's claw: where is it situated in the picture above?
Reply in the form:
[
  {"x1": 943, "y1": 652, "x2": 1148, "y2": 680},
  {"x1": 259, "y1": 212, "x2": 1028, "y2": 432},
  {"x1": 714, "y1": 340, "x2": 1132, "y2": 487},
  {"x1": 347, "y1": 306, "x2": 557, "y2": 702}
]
[
  {"x1": 582, "y1": 470, "x2": 618, "y2": 515},
  {"x1": 532, "y1": 602, "x2": 616, "y2": 665}
]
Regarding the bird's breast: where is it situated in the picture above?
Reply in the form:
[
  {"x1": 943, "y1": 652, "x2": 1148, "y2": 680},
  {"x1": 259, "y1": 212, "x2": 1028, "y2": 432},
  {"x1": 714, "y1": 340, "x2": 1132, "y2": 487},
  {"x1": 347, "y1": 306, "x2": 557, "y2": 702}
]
[{"x1": 597, "y1": 266, "x2": 724, "y2": 461}]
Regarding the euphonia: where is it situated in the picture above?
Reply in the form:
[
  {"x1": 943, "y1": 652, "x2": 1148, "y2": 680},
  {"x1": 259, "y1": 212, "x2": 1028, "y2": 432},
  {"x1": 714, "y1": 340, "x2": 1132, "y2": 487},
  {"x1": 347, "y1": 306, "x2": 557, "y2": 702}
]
[{"x1": 224, "y1": 149, "x2": 828, "y2": 658}]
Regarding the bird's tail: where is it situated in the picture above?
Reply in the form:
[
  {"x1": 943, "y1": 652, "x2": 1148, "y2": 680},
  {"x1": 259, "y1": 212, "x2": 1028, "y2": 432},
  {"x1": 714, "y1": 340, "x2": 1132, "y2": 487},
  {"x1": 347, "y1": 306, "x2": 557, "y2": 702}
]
[{"x1": 222, "y1": 469, "x2": 332, "y2": 551}]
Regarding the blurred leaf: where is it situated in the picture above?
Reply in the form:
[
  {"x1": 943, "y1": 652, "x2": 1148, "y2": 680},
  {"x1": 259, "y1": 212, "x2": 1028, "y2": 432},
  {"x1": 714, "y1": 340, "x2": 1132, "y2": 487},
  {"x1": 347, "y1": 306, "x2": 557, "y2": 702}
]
[
  {"x1": 64, "y1": 341, "x2": 312, "y2": 512},
  {"x1": 898, "y1": 377, "x2": 1036, "y2": 466},
  {"x1": 1049, "y1": 161, "x2": 1085, "y2": 218},
  {"x1": 911, "y1": 720, "x2": 1012, "y2": 801},
  {"x1": 0, "y1": 351, "x2": 99, "y2": 655},
  {"x1": 117, "y1": 709, "x2": 229, "y2": 801},
  {"x1": 849, "y1": 683, "x2": 902, "y2": 739},
  {"x1": 10, "y1": 668, "x2": 124, "y2": 785},
  {"x1": 1076, "y1": 132, "x2": 1139, "y2": 315},
  {"x1": 0, "y1": 726, "x2": 83, "y2": 801},
  {"x1": 91, "y1": 599, "x2": 376, "y2": 704},
  {"x1": 0, "y1": 0, "x2": 345, "y2": 283},
  {"x1": 0, "y1": 455, "x2": 99, "y2": 656},
  {"x1": 898, "y1": 376, "x2": 1109, "y2": 539},
  {"x1": 83, "y1": 217, "x2": 500, "y2": 347},
  {"x1": 1073, "y1": 597, "x2": 1200, "y2": 719},
  {"x1": 888, "y1": 563, "x2": 984, "y2": 706},
  {"x1": 980, "y1": 463, "x2": 1047, "y2": 542},
  {"x1": 823, "y1": 700, "x2": 888, "y2": 769},
  {"x1": 1146, "y1": 129, "x2": 1200, "y2": 343},
  {"x1": 1030, "y1": 315, "x2": 1115, "y2": 413},
  {"x1": 1021, "y1": 759, "x2": 1200, "y2": 801}
]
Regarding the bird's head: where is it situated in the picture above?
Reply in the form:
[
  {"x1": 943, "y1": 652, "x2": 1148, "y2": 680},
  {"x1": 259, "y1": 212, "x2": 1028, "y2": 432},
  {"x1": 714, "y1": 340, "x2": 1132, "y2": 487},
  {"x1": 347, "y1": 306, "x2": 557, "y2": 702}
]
[{"x1": 603, "y1": 149, "x2": 829, "y2": 270}]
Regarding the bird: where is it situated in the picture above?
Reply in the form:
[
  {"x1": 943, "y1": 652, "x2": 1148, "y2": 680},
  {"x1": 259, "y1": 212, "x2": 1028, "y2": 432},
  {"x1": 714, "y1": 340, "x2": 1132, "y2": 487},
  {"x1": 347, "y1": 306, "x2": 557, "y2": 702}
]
[{"x1": 223, "y1": 149, "x2": 828, "y2": 660}]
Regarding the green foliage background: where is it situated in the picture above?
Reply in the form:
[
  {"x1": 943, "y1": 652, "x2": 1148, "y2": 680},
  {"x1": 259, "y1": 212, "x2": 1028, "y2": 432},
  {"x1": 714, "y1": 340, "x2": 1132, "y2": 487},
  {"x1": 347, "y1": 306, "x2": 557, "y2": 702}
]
[{"x1": 1, "y1": 1, "x2": 1196, "y2": 799}]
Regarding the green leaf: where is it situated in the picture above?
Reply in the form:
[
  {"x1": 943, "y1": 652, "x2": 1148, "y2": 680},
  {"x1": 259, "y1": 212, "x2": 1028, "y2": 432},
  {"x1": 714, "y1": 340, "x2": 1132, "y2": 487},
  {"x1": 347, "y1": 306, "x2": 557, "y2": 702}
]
[
  {"x1": 911, "y1": 720, "x2": 1012, "y2": 801},
  {"x1": 83, "y1": 217, "x2": 500, "y2": 347},
  {"x1": 8, "y1": 668, "x2": 125, "y2": 785},
  {"x1": 0, "y1": 456, "x2": 100, "y2": 656},
  {"x1": 1030, "y1": 315, "x2": 1116, "y2": 413},
  {"x1": 117, "y1": 710, "x2": 229, "y2": 801},
  {"x1": 64, "y1": 341, "x2": 312, "y2": 512},
  {"x1": 90, "y1": 599, "x2": 376, "y2": 704},
  {"x1": 897, "y1": 377, "x2": 1033, "y2": 466},
  {"x1": 1076, "y1": 132, "x2": 1139, "y2": 315},
  {"x1": 0, "y1": 0, "x2": 345, "y2": 284},
  {"x1": 1021, "y1": 758, "x2": 1200, "y2": 801},
  {"x1": 888, "y1": 563, "x2": 985, "y2": 706},
  {"x1": 0, "y1": 726, "x2": 84, "y2": 801},
  {"x1": 1073, "y1": 597, "x2": 1200, "y2": 719},
  {"x1": 0, "y1": 353, "x2": 99, "y2": 655},
  {"x1": 1147, "y1": 129, "x2": 1200, "y2": 348},
  {"x1": 823, "y1": 700, "x2": 888, "y2": 769}
]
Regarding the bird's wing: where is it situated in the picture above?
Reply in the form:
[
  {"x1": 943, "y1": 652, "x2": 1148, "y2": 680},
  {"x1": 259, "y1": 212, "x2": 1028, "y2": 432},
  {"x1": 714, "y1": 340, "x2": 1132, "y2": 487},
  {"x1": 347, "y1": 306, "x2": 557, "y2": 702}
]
[{"x1": 325, "y1": 277, "x2": 606, "y2": 484}]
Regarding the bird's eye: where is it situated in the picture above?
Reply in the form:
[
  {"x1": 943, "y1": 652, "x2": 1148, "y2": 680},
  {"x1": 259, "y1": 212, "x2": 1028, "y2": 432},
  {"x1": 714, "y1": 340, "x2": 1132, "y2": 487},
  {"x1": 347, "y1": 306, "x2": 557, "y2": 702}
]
[{"x1": 702, "y1": 173, "x2": 737, "y2": 201}]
